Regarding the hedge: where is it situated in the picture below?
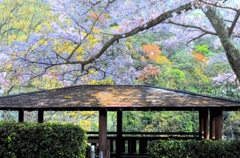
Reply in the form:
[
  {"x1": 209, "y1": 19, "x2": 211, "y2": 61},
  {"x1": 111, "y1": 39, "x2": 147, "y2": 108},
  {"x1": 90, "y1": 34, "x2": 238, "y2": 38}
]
[
  {"x1": 148, "y1": 139, "x2": 240, "y2": 158},
  {"x1": 0, "y1": 122, "x2": 87, "y2": 158}
]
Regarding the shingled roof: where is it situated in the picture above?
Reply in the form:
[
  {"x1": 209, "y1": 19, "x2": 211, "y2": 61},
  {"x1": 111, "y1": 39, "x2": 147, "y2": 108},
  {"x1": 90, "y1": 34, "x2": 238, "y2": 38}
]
[{"x1": 0, "y1": 85, "x2": 240, "y2": 111}]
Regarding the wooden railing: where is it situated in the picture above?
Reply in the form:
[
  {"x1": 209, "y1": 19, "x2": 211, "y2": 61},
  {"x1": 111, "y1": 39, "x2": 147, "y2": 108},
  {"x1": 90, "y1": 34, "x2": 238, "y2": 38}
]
[{"x1": 86, "y1": 131, "x2": 200, "y2": 158}]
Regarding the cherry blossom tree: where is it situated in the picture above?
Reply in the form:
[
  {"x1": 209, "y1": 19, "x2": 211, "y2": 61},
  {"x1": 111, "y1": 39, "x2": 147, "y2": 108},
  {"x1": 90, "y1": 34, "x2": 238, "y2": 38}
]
[{"x1": 1, "y1": 0, "x2": 240, "y2": 86}]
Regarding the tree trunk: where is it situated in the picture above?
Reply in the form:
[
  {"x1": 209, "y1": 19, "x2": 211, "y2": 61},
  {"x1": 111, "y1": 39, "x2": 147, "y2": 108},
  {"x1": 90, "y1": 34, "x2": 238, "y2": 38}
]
[{"x1": 204, "y1": 7, "x2": 240, "y2": 82}]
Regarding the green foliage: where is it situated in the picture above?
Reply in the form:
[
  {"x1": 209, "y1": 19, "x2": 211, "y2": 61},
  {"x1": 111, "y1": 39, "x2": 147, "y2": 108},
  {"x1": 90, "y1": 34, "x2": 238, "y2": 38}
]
[
  {"x1": 123, "y1": 111, "x2": 144, "y2": 132},
  {"x1": 206, "y1": 62, "x2": 231, "y2": 77},
  {"x1": 195, "y1": 44, "x2": 214, "y2": 56},
  {"x1": 120, "y1": 111, "x2": 198, "y2": 133},
  {"x1": 224, "y1": 112, "x2": 240, "y2": 139},
  {"x1": 170, "y1": 51, "x2": 194, "y2": 70},
  {"x1": 148, "y1": 139, "x2": 240, "y2": 158},
  {"x1": 155, "y1": 67, "x2": 187, "y2": 90},
  {"x1": 147, "y1": 111, "x2": 198, "y2": 133},
  {"x1": 0, "y1": 122, "x2": 87, "y2": 158},
  {"x1": 148, "y1": 140, "x2": 187, "y2": 158}
]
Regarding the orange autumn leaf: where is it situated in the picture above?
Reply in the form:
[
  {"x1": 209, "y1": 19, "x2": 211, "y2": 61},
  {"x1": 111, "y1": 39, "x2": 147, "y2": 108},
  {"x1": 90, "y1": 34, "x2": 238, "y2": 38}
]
[
  {"x1": 89, "y1": 13, "x2": 109, "y2": 21},
  {"x1": 138, "y1": 64, "x2": 161, "y2": 81},
  {"x1": 103, "y1": 14, "x2": 109, "y2": 19},
  {"x1": 89, "y1": 13, "x2": 99, "y2": 19},
  {"x1": 142, "y1": 44, "x2": 170, "y2": 65},
  {"x1": 143, "y1": 65, "x2": 161, "y2": 75},
  {"x1": 194, "y1": 53, "x2": 207, "y2": 61},
  {"x1": 142, "y1": 44, "x2": 162, "y2": 60}
]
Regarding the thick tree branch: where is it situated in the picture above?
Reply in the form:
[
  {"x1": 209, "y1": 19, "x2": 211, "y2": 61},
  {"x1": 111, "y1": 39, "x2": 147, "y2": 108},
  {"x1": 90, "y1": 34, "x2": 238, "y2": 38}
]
[
  {"x1": 204, "y1": 6, "x2": 240, "y2": 82},
  {"x1": 68, "y1": 2, "x2": 195, "y2": 69}
]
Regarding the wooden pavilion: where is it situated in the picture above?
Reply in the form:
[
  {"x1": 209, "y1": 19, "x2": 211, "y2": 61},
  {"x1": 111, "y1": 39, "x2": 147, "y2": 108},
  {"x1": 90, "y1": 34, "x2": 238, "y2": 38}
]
[{"x1": 0, "y1": 85, "x2": 240, "y2": 158}]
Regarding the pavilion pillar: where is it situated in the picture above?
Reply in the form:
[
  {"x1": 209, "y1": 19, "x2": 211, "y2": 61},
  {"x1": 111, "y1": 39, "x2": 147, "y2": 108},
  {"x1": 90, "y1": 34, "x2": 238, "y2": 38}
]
[
  {"x1": 116, "y1": 110, "x2": 123, "y2": 158},
  {"x1": 38, "y1": 109, "x2": 44, "y2": 123},
  {"x1": 199, "y1": 110, "x2": 204, "y2": 139},
  {"x1": 210, "y1": 109, "x2": 216, "y2": 139},
  {"x1": 210, "y1": 108, "x2": 223, "y2": 140},
  {"x1": 215, "y1": 109, "x2": 223, "y2": 140},
  {"x1": 199, "y1": 109, "x2": 208, "y2": 139},
  {"x1": 99, "y1": 109, "x2": 108, "y2": 158},
  {"x1": 18, "y1": 110, "x2": 24, "y2": 122}
]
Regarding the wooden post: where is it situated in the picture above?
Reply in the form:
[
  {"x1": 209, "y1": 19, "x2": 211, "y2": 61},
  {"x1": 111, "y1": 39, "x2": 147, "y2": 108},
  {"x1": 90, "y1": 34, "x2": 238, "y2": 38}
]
[
  {"x1": 210, "y1": 109, "x2": 216, "y2": 140},
  {"x1": 202, "y1": 109, "x2": 209, "y2": 140},
  {"x1": 99, "y1": 109, "x2": 108, "y2": 158},
  {"x1": 129, "y1": 139, "x2": 136, "y2": 153},
  {"x1": 199, "y1": 110, "x2": 204, "y2": 139},
  {"x1": 215, "y1": 109, "x2": 223, "y2": 140},
  {"x1": 116, "y1": 110, "x2": 123, "y2": 158},
  {"x1": 18, "y1": 110, "x2": 24, "y2": 122},
  {"x1": 38, "y1": 110, "x2": 44, "y2": 123}
]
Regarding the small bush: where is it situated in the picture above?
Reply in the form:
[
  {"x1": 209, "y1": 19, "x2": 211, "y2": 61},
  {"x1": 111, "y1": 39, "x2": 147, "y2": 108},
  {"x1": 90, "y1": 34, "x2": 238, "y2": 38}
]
[
  {"x1": 147, "y1": 139, "x2": 187, "y2": 158},
  {"x1": 0, "y1": 122, "x2": 87, "y2": 158},
  {"x1": 148, "y1": 139, "x2": 240, "y2": 158}
]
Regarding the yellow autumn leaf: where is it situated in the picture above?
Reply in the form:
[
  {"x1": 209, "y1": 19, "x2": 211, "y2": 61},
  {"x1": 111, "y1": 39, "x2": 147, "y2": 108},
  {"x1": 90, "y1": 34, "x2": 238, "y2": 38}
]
[
  {"x1": 75, "y1": 46, "x2": 84, "y2": 54},
  {"x1": 76, "y1": 56, "x2": 82, "y2": 61},
  {"x1": 93, "y1": 28, "x2": 100, "y2": 34},
  {"x1": 89, "y1": 69, "x2": 98, "y2": 74},
  {"x1": 80, "y1": 120, "x2": 92, "y2": 130},
  {"x1": 63, "y1": 95, "x2": 72, "y2": 99},
  {"x1": 5, "y1": 64, "x2": 12, "y2": 70},
  {"x1": 87, "y1": 34, "x2": 99, "y2": 46},
  {"x1": 156, "y1": 56, "x2": 171, "y2": 65},
  {"x1": 69, "y1": 112, "x2": 76, "y2": 117}
]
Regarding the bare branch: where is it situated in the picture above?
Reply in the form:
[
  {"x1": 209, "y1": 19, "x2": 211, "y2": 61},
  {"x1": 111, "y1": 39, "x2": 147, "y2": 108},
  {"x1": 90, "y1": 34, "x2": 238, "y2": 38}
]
[
  {"x1": 186, "y1": 33, "x2": 207, "y2": 45},
  {"x1": 66, "y1": 3, "x2": 109, "y2": 62},
  {"x1": 199, "y1": 0, "x2": 238, "y2": 11},
  {"x1": 228, "y1": 9, "x2": 240, "y2": 36},
  {"x1": 166, "y1": 20, "x2": 217, "y2": 35},
  {"x1": 27, "y1": 65, "x2": 54, "y2": 81},
  {"x1": 6, "y1": 86, "x2": 14, "y2": 96}
]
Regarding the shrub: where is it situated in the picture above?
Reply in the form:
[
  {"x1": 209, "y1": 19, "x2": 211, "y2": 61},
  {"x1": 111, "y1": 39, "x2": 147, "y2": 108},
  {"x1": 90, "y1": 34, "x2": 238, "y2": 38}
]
[
  {"x1": 147, "y1": 139, "x2": 187, "y2": 158},
  {"x1": 0, "y1": 122, "x2": 87, "y2": 158},
  {"x1": 148, "y1": 139, "x2": 240, "y2": 158}
]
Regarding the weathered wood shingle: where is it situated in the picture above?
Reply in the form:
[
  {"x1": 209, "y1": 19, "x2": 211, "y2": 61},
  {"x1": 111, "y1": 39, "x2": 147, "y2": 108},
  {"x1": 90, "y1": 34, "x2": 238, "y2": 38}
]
[{"x1": 0, "y1": 85, "x2": 240, "y2": 110}]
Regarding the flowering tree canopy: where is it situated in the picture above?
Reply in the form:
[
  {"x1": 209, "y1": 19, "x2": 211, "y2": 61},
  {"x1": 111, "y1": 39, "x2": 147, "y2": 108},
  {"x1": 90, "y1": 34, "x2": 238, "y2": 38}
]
[{"x1": 0, "y1": 0, "x2": 239, "y2": 91}]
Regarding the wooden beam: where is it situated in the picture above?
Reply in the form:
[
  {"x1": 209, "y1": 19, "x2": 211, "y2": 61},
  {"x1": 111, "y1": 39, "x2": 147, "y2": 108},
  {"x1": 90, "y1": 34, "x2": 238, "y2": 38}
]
[
  {"x1": 215, "y1": 109, "x2": 223, "y2": 140},
  {"x1": 210, "y1": 109, "x2": 216, "y2": 140},
  {"x1": 99, "y1": 109, "x2": 108, "y2": 158},
  {"x1": 38, "y1": 110, "x2": 44, "y2": 123},
  {"x1": 116, "y1": 110, "x2": 123, "y2": 157},
  {"x1": 18, "y1": 110, "x2": 24, "y2": 122}
]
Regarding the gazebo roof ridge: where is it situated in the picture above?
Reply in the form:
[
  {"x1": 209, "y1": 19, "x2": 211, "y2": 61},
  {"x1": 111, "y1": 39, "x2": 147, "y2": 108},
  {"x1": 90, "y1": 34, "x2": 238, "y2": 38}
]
[
  {"x1": 0, "y1": 84, "x2": 240, "y2": 110},
  {"x1": 0, "y1": 84, "x2": 143, "y2": 99},
  {"x1": 144, "y1": 84, "x2": 240, "y2": 104},
  {"x1": 0, "y1": 84, "x2": 239, "y2": 103}
]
